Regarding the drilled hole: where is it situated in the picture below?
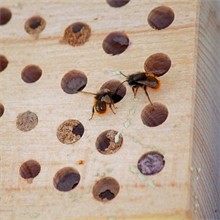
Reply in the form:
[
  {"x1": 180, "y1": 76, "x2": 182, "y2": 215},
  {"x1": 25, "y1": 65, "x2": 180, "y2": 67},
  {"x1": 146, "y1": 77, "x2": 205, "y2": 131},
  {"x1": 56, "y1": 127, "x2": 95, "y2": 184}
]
[
  {"x1": 106, "y1": 0, "x2": 130, "y2": 7},
  {"x1": 53, "y1": 167, "x2": 80, "y2": 192},
  {"x1": 148, "y1": 6, "x2": 174, "y2": 30},
  {"x1": 100, "y1": 79, "x2": 126, "y2": 103},
  {"x1": 0, "y1": 54, "x2": 8, "y2": 72},
  {"x1": 0, "y1": 7, "x2": 12, "y2": 25},
  {"x1": 61, "y1": 70, "x2": 87, "y2": 94},
  {"x1": 0, "y1": 103, "x2": 5, "y2": 117},
  {"x1": 92, "y1": 177, "x2": 120, "y2": 202},
  {"x1": 19, "y1": 159, "x2": 41, "y2": 180},
  {"x1": 102, "y1": 31, "x2": 129, "y2": 55},
  {"x1": 21, "y1": 64, "x2": 42, "y2": 83},
  {"x1": 16, "y1": 111, "x2": 38, "y2": 132},
  {"x1": 57, "y1": 119, "x2": 84, "y2": 144},
  {"x1": 138, "y1": 151, "x2": 165, "y2": 175},
  {"x1": 144, "y1": 53, "x2": 171, "y2": 77},
  {"x1": 141, "y1": 102, "x2": 168, "y2": 127},
  {"x1": 96, "y1": 130, "x2": 123, "y2": 155},
  {"x1": 24, "y1": 15, "x2": 46, "y2": 36},
  {"x1": 63, "y1": 22, "x2": 91, "y2": 46}
]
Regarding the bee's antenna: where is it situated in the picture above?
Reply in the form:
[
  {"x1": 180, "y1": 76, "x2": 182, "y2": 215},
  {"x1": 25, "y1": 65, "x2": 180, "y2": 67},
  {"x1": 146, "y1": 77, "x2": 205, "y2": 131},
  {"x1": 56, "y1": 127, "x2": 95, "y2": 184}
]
[
  {"x1": 79, "y1": 91, "x2": 97, "y2": 96},
  {"x1": 114, "y1": 80, "x2": 127, "y2": 95},
  {"x1": 119, "y1": 71, "x2": 127, "y2": 77}
]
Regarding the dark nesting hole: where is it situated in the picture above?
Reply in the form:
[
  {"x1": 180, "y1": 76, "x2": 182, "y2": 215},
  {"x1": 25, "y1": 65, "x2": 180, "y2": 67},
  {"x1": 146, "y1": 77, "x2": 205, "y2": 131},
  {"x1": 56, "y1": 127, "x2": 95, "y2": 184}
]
[
  {"x1": 138, "y1": 151, "x2": 165, "y2": 175},
  {"x1": 100, "y1": 79, "x2": 126, "y2": 103},
  {"x1": 0, "y1": 103, "x2": 4, "y2": 117},
  {"x1": 148, "y1": 6, "x2": 175, "y2": 30},
  {"x1": 102, "y1": 31, "x2": 129, "y2": 55},
  {"x1": 61, "y1": 70, "x2": 87, "y2": 94},
  {"x1": 96, "y1": 130, "x2": 123, "y2": 155},
  {"x1": 24, "y1": 15, "x2": 46, "y2": 36},
  {"x1": 19, "y1": 160, "x2": 41, "y2": 179},
  {"x1": 0, "y1": 54, "x2": 8, "y2": 72},
  {"x1": 92, "y1": 177, "x2": 120, "y2": 202},
  {"x1": 57, "y1": 119, "x2": 84, "y2": 144},
  {"x1": 21, "y1": 64, "x2": 42, "y2": 83},
  {"x1": 63, "y1": 22, "x2": 91, "y2": 46},
  {"x1": 106, "y1": 0, "x2": 130, "y2": 7},
  {"x1": 0, "y1": 7, "x2": 12, "y2": 25},
  {"x1": 53, "y1": 167, "x2": 80, "y2": 192},
  {"x1": 141, "y1": 102, "x2": 168, "y2": 127},
  {"x1": 144, "y1": 53, "x2": 171, "y2": 77}
]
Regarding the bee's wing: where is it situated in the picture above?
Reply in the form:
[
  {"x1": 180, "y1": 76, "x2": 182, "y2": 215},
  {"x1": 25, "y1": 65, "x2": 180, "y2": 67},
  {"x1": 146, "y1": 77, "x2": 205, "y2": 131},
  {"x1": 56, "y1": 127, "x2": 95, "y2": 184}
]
[
  {"x1": 137, "y1": 79, "x2": 158, "y2": 88},
  {"x1": 101, "y1": 95, "x2": 112, "y2": 104}
]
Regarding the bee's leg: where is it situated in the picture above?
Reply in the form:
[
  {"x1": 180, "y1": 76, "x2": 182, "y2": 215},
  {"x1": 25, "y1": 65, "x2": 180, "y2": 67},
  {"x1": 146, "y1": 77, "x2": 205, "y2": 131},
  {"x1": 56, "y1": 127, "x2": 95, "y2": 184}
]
[
  {"x1": 132, "y1": 85, "x2": 139, "y2": 97},
  {"x1": 89, "y1": 106, "x2": 95, "y2": 120},
  {"x1": 144, "y1": 85, "x2": 153, "y2": 105},
  {"x1": 111, "y1": 100, "x2": 117, "y2": 109},
  {"x1": 109, "y1": 104, "x2": 116, "y2": 114}
]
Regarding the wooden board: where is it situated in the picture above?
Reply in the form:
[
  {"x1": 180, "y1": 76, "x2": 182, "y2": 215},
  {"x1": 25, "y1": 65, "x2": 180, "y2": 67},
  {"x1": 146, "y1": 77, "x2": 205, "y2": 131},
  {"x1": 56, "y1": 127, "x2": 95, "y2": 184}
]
[{"x1": 0, "y1": 0, "x2": 219, "y2": 219}]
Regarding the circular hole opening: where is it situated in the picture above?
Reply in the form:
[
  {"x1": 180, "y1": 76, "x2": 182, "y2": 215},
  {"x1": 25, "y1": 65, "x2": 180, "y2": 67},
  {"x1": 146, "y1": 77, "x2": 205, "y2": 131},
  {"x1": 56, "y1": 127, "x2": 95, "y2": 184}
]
[
  {"x1": 92, "y1": 177, "x2": 120, "y2": 202},
  {"x1": 138, "y1": 151, "x2": 165, "y2": 175},
  {"x1": 63, "y1": 22, "x2": 91, "y2": 46},
  {"x1": 148, "y1": 6, "x2": 174, "y2": 30},
  {"x1": 16, "y1": 111, "x2": 38, "y2": 132},
  {"x1": 144, "y1": 53, "x2": 171, "y2": 77},
  {"x1": 0, "y1": 54, "x2": 9, "y2": 72},
  {"x1": 141, "y1": 102, "x2": 168, "y2": 127},
  {"x1": 106, "y1": 0, "x2": 130, "y2": 7},
  {"x1": 24, "y1": 15, "x2": 46, "y2": 36},
  {"x1": 96, "y1": 130, "x2": 123, "y2": 155},
  {"x1": 19, "y1": 159, "x2": 41, "y2": 179},
  {"x1": 61, "y1": 70, "x2": 87, "y2": 94},
  {"x1": 0, "y1": 7, "x2": 12, "y2": 25},
  {"x1": 0, "y1": 103, "x2": 4, "y2": 117},
  {"x1": 21, "y1": 64, "x2": 42, "y2": 83},
  {"x1": 57, "y1": 119, "x2": 84, "y2": 144},
  {"x1": 100, "y1": 79, "x2": 126, "y2": 103},
  {"x1": 53, "y1": 167, "x2": 80, "y2": 192},
  {"x1": 102, "y1": 31, "x2": 129, "y2": 55}
]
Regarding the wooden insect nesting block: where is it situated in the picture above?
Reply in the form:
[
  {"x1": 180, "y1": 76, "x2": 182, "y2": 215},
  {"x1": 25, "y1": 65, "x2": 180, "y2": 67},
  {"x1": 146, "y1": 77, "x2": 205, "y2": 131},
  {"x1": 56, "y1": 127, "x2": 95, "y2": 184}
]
[{"x1": 0, "y1": 0, "x2": 219, "y2": 220}]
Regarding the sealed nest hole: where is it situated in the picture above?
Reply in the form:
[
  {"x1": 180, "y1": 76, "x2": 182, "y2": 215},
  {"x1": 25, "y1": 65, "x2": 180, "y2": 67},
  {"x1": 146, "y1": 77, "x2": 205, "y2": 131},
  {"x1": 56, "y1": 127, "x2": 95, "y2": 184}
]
[{"x1": 56, "y1": 119, "x2": 84, "y2": 144}]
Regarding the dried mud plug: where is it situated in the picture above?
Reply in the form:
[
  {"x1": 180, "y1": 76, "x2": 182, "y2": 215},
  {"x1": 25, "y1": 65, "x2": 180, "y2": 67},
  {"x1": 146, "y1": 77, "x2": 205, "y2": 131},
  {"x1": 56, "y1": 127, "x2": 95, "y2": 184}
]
[
  {"x1": 106, "y1": 0, "x2": 130, "y2": 7},
  {"x1": 16, "y1": 111, "x2": 38, "y2": 132},
  {"x1": 0, "y1": 7, "x2": 12, "y2": 25},
  {"x1": 56, "y1": 119, "x2": 84, "y2": 144},
  {"x1": 138, "y1": 152, "x2": 165, "y2": 175},
  {"x1": 96, "y1": 130, "x2": 123, "y2": 154},
  {"x1": 24, "y1": 15, "x2": 46, "y2": 37},
  {"x1": 21, "y1": 64, "x2": 42, "y2": 83},
  {"x1": 144, "y1": 53, "x2": 171, "y2": 77},
  {"x1": 148, "y1": 6, "x2": 174, "y2": 30},
  {"x1": 0, "y1": 54, "x2": 8, "y2": 72},
  {"x1": 62, "y1": 22, "x2": 91, "y2": 46},
  {"x1": 92, "y1": 177, "x2": 120, "y2": 202},
  {"x1": 141, "y1": 102, "x2": 168, "y2": 127},
  {"x1": 53, "y1": 167, "x2": 80, "y2": 192},
  {"x1": 19, "y1": 160, "x2": 41, "y2": 182}
]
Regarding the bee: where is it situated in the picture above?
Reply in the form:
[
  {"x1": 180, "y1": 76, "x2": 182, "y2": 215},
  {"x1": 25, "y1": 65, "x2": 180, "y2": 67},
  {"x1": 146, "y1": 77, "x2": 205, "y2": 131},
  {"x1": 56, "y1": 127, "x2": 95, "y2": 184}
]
[
  {"x1": 81, "y1": 89, "x2": 117, "y2": 120},
  {"x1": 115, "y1": 72, "x2": 160, "y2": 105}
]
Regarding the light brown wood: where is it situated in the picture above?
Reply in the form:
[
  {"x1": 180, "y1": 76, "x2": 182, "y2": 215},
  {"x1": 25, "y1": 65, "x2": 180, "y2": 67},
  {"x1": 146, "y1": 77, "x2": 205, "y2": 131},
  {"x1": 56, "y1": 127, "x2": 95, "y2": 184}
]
[{"x1": 0, "y1": 0, "x2": 218, "y2": 219}]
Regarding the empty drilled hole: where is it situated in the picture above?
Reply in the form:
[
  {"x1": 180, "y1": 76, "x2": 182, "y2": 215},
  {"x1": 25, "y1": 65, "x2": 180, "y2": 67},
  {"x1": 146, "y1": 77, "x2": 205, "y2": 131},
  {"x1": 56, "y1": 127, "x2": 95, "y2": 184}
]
[
  {"x1": 141, "y1": 102, "x2": 168, "y2": 127},
  {"x1": 53, "y1": 167, "x2": 80, "y2": 192},
  {"x1": 144, "y1": 53, "x2": 171, "y2": 77},
  {"x1": 57, "y1": 119, "x2": 84, "y2": 144},
  {"x1": 148, "y1": 6, "x2": 174, "y2": 30},
  {"x1": 16, "y1": 111, "x2": 38, "y2": 132},
  {"x1": 0, "y1": 54, "x2": 8, "y2": 72},
  {"x1": 19, "y1": 159, "x2": 41, "y2": 180},
  {"x1": 21, "y1": 64, "x2": 42, "y2": 83},
  {"x1": 138, "y1": 151, "x2": 165, "y2": 175},
  {"x1": 0, "y1": 7, "x2": 12, "y2": 25},
  {"x1": 24, "y1": 15, "x2": 46, "y2": 36},
  {"x1": 63, "y1": 22, "x2": 91, "y2": 46},
  {"x1": 102, "y1": 31, "x2": 129, "y2": 55},
  {"x1": 96, "y1": 130, "x2": 123, "y2": 155},
  {"x1": 106, "y1": 0, "x2": 130, "y2": 7},
  {"x1": 0, "y1": 103, "x2": 5, "y2": 117},
  {"x1": 92, "y1": 177, "x2": 120, "y2": 202},
  {"x1": 61, "y1": 70, "x2": 87, "y2": 94},
  {"x1": 100, "y1": 79, "x2": 126, "y2": 103}
]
